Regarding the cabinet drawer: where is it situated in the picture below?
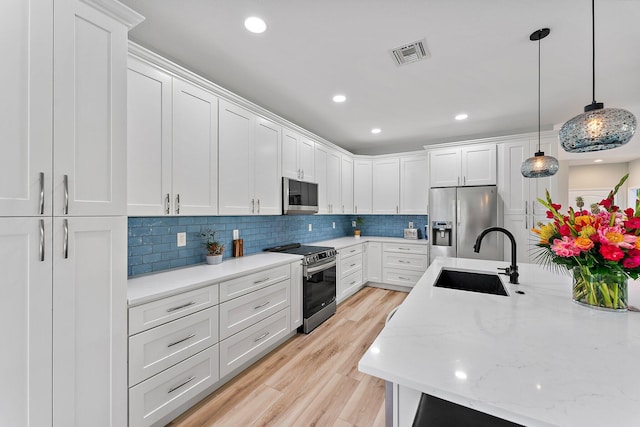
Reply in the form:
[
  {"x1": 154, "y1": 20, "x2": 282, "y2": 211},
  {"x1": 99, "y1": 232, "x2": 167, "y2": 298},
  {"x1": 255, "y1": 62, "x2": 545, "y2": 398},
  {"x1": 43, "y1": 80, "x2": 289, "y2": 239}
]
[
  {"x1": 383, "y1": 268, "x2": 424, "y2": 287},
  {"x1": 382, "y1": 252, "x2": 428, "y2": 272},
  {"x1": 219, "y1": 309, "x2": 290, "y2": 378},
  {"x1": 129, "y1": 285, "x2": 218, "y2": 335},
  {"x1": 340, "y1": 269, "x2": 363, "y2": 295},
  {"x1": 219, "y1": 264, "x2": 290, "y2": 302},
  {"x1": 383, "y1": 243, "x2": 428, "y2": 255},
  {"x1": 129, "y1": 306, "x2": 219, "y2": 386},
  {"x1": 340, "y1": 244, "x2": 362, "y2": 257},
  {"x1": 340, "y1": 252, "x2": 363, "y2": 277},
  {"x1": 129, "y1": 344, "x2": 219, "y2": 427},
  {"x1": 219, "y1": 280, "x2": 290, "y2": 340}
]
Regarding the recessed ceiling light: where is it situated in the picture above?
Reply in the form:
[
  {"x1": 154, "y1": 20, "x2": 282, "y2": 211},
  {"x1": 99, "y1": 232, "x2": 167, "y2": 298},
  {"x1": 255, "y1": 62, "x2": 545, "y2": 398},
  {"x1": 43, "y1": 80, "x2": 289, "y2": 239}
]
[
  {"x1": 332, "y1": 94, "x2": 346, "y2": 103},
  {"x1": 244, "y1": 17, "x2": 267, "y2": 34},
  {"x1": 593, "y1": 159, "x2": 603, "y2": 163},
  {"x1": 455, "y1": 113, "x2": 468, "y2": 121},
  {"x1": 371, "y1": 128, "x2": 381, "y2": 134}
]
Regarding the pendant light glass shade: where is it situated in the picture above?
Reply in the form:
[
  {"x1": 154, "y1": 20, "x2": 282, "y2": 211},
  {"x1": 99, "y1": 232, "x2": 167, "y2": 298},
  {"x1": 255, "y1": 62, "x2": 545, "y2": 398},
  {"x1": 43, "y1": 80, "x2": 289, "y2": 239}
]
[
  {"x1": 559, "y1": 106, "x2": 637, "y2": 152},
  {"x1": 559, "y1": 0, "x2": 637, "y2": 152},
  {"x1": 521, "y1": 28, "x2": 558, "y2": 179}
]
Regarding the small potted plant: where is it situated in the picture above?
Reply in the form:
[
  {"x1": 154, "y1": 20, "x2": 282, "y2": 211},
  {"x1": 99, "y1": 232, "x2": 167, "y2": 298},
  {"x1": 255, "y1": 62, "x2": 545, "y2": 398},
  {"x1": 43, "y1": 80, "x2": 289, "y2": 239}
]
[
  {"x1": 201, "y1": 229, "x2": 225, "y2": 265},
  {"x1": 354, "y1": 216, "x2": 364, "y2": 238}
]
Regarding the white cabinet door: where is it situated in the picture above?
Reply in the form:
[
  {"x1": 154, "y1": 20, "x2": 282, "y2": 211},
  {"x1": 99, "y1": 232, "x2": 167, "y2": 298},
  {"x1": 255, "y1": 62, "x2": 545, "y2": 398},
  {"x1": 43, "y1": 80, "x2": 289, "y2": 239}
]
[
  {"x1": 218, "y1": 100, "x2": 253, "y2": 215},
  {"x1": 54, "y1": 0, "x2": 128, "y2": 216},
  {"x1": 314, "y1": 145, "x2": 329, "y2": 214},
  {"x1": 172, "y1": 79, "x2": 218, "y2": 215},
  {"x1": 498, "y1": 140, "x2": 529, "y2": 216},
  {"x1": 254, "y1": 117, "x2": 282, "y2": 215},
  {"x1": 367, "y1": 241, "x2": 383, "y2": 283},
  {"x1": 0, "y1": 0, "x2": 52, "y2": 217},
  {"x1": 53, "y1": 216, "x2": 127, "y2": 427},
  {"x1": 503, "y1": 214, "x2": 530, "y2": 263},
  {"x1": 400, "y1": 155, "x2": 428, "y2": 214},
  {"x1": 282, "y1": 129, "x2": 300, "y2": 179},
  {"x1": 126, "y1": 59, "x2": 173, "y2": 216},
  {"x1": 326, "y1": 149, "x2": 342, "y2": 213},
  {"x1": 354, "y1": 159, "x2": 373, "y2": 214},
  {"x1": 429, "y1": 148, "x2": 460, "y2": 187},
  {"x1": 372, "y1": 158, "x2": 400, "y2": 214},
  {"x1": 0, "y1": 218, "x2": 52, "y2": 427},
  {"x1": 461, "y1": 144, "x2": 496, "y2": 186},
  {"x1": 298, "y1": 137, "x2": 315, "y2": 182},
  {"x1": 341, "y1": 155, "x2": 354, "y2": 214}
]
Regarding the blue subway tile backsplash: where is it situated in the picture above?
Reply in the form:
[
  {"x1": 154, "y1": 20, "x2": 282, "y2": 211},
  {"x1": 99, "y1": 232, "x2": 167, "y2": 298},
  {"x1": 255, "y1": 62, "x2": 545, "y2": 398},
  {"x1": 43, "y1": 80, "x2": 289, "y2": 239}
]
[{"x1": 128, "y1": 214, "x2": 427, "y2": 277}]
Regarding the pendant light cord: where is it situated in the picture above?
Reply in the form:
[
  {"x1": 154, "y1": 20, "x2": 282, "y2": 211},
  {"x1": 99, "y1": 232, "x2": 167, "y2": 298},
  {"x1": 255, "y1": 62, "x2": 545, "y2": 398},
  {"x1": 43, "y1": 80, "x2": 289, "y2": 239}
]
[
  {"x1": 538, "y1": 33, "x2": 541, "y2": 151},
  {"x1": 591, "y1": 0, "x2": 596, "y2": 105}
]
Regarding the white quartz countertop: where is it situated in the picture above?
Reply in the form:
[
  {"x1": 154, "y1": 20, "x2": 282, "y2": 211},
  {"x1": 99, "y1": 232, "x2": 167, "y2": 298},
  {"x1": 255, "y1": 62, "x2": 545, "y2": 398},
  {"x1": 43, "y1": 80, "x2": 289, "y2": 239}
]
[
  {"x1": 358, "y1": 257, "x2": 640, "y2": 427},
  {"x1": 313, "y1": 236, "x2": 428, "y2": 250},
  {"x1": 128, "y1": 252, "x2": 302, "y2": 306}
]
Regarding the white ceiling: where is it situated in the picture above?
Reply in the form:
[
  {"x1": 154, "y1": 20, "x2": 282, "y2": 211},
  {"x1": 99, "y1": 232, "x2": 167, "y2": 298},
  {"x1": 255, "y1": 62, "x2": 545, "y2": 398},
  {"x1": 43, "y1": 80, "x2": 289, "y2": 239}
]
[{"x1": 120, "y1": 0, "x2": 640, "y2": 162}]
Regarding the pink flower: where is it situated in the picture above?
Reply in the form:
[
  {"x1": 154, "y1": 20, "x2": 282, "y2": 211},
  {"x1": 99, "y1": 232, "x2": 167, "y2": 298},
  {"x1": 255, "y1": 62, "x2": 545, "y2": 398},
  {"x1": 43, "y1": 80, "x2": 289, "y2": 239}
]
[
  {"x1": 623, "y1": 255, "x2": 640, "y2": 269},
  {"x1": 550, "y1": 237, "x2": 581, "y2": 257},
  {"x1": 600, "y1": 244, "x2": 624, "y2": 262},
  {"x1": 598, "y1": 225, "x2": 636, "y2": 249}
]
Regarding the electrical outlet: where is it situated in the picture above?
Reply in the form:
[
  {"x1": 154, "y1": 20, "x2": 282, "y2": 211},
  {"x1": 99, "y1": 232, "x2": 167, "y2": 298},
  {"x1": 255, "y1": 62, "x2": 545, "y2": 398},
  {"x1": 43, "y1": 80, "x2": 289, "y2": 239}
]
[
  {"x1": 409, "y1": 222, "x2": 414, "y2": 229},
  {"x1": 308, "y1": 224, "x2": 312, "y2": 232},
  {"x1": 176, "y1": 232, "x2": 186, "y2": 247},
  {"x1": 332, "y1": 222, "x2": 336, "y2": 229},
  {"x1": 352, "y1": 221, "x2": 356, "y2": 227}
]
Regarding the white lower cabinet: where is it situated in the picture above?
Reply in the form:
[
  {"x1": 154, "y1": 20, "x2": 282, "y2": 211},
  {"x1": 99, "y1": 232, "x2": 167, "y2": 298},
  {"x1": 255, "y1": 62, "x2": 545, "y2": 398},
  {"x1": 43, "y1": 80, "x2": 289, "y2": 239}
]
[
  {"x1": 337, "y1": 244, "x2": 364, "y2": 302},
  {"x1": 367, "y1": 241, "x2": 383, "y2": 283},
  {"x1": 381, "y1": 242, "x2": 428, "y2": 288},
  {"x1": 129, "y1": 344, "x2": 220, "y2": 427},
  {"x1": 128, "y1": 261, "x2": 300, "y2": 426}
]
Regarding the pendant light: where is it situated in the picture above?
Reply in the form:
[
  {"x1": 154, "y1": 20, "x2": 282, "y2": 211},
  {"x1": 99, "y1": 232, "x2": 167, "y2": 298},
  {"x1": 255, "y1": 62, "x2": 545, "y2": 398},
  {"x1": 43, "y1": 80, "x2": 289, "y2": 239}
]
[
  {"x1": 521, "y1": 28, "x2": 559, "y2": 178},
  {"x1": 559, "y1": 0, "x2": 637, "y2": 152}
]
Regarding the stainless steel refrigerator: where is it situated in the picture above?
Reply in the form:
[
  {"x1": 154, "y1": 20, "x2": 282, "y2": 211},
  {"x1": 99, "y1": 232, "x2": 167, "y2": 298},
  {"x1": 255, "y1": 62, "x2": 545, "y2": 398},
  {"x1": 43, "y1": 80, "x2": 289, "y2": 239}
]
[{"x1": 429, "y1": 185, "x2": 502, "y2": 264}]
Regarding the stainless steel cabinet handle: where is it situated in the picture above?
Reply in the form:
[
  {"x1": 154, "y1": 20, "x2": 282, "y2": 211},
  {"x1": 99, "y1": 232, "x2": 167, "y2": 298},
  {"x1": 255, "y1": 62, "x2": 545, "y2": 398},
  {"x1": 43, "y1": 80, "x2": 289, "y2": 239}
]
[
  {"x1": 396, "y1": 205, "x2": 399, "y2": 214},
  {"x1": 457, "y1": 199, "x2": 461, "y2": 226},
  {"x1": 525, "y1": 200, "x2": 528, "y2": 215},
  {"x1": 167, "y1": 334, "x2": 196, "y2": 348},
  {"x1": 532, "y1": 202, "x2": 536, "y2": 216},
  {"x1": 253, "y1": 277, "x2": 270, "y2": 284},
  {"x1": 349, "y1": 249, "x2": 356, "y2": 253},
  {"x1": 254, "y1": 301, "x2": 270, "y2": 310},
  {"x1": 297, "y1": 169, "x2": 301, "y2": 179},
  {"x1": 168, "y1": 376, "x2": 196, "y2": 394},
  {"x1": 165, "y1": 193, "x2": 170, "y2": 215},
  {"x1": 342, "y1": 205, "x2": 344, "y2": 213},
  {"x1": 175, "y1": 194, "x2": 180, "y2": 214},
  {"x1": 251, "y1": 198, "x2": 255, "y2": 213},
  {"x1": 63, "y1": 175, "x2": 69, "y2": 215},
  {"x1": 166, "y1": 301, "x2": 195, "y2": 313},
  {"x1": 398, "y1": 248, "x2": 411, "y2": 251},
  {"x1": 254, "y1": 332, "x2": 269, "y2": 342},
  {"x1": 526, "y1": 215, "x2": 528, "y2": 230},
  {"x1": 39, "y1": 172, "x2": 45, "y2": 215},
  {"x1": 350, "y1": 281, "x2": 357, "y2": 285},
  {"x1": 398, "y1": 260, "x2": 410, "y2": 264},
  {"x1": 257, "y1": 199, "x2": 260, "y2": 214},
  {"x1": 350, "y1": 263, "x2": 356, "y2": 267},
  {"x1": 63, "y1": 219, "x2": 68, "y2": 259},
  {"x1": 398, "y1": 276, "x2": 410, "y2": 281},
  {"x1": 355, "y1": 205, "x2": 358, "y2": 214},
  {"x1": 39, "y1": 220, "x2": 45, "y2": 261}
]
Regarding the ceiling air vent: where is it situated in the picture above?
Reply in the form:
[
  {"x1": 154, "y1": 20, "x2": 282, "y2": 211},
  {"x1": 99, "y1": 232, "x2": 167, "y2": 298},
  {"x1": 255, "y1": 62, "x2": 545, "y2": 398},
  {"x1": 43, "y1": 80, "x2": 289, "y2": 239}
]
[{"x1": 391, "y1": 39, "x2": 430, "y2": 66}]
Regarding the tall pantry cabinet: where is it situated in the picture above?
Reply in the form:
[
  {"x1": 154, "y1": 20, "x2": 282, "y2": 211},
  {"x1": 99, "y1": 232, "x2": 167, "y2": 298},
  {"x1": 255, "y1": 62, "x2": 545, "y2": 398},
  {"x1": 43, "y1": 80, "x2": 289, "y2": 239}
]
[{"x1": 0, "y1": 1, "x2": 143, "y2": 426}]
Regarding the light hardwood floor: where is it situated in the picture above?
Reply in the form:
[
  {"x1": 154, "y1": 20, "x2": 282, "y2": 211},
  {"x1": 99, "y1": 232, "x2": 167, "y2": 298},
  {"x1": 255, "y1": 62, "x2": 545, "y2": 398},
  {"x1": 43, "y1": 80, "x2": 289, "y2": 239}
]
[{"x1": 167, "y1": 286, "x2": 407, "y2": 427}]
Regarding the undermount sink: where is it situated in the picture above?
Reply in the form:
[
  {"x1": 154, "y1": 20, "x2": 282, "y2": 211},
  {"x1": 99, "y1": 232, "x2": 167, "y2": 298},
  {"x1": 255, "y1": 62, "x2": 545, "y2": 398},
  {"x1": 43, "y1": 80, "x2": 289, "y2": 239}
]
[{"x1": 434, "y1": 269, "x2": 508, "y2": 296}]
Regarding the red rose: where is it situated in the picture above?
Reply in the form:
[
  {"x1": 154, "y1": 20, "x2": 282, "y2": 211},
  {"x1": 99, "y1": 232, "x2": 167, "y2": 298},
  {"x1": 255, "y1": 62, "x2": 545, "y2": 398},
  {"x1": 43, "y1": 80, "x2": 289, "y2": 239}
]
[
  {"x1": 624, "y1": 217, "x2": 640, "y2": 229},
  {"x1": 624, "y1": 208, "x2": 635, "y2": 218},
  {"x1": 599, "y1": 244, "x2": 624, "y2": 261},
  {"x1": 558, "y1": 225, "x2": 571, "y2": 236}
]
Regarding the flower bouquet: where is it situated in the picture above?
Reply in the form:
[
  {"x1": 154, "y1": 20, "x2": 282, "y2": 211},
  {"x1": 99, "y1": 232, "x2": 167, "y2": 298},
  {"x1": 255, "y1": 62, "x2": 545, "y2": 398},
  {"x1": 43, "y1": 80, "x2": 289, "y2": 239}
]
[{"x1": 532, "y1": 174, "x2": 640, "y2": 310}]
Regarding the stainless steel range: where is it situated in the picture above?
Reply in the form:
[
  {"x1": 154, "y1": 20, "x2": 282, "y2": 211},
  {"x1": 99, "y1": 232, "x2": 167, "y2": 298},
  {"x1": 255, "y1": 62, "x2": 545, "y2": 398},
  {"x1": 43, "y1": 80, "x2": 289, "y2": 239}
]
[{"x1": 264, "y1": 243, "x2": 337, "y2": 333}]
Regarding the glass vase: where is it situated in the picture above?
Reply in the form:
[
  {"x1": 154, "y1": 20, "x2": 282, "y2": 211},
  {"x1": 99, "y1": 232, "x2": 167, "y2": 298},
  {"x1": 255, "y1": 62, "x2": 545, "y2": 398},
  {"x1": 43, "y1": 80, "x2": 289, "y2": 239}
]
[{"x1": 572, "y1": 266, "x2": 627, "y2": 311}]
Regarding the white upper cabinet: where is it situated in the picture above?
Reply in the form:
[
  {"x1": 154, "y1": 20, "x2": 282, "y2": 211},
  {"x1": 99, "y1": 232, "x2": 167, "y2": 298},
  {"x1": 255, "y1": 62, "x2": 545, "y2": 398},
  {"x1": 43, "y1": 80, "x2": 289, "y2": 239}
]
[
  {"x1": 315, "y1": 145, "x2": 329, "y2": 214},
  {"x1": 400, "y1": 155, "x2": 429, "y2": 214},
  {"x1": 282, "y1": 128, "x2": 314, "y2": 182},
  {"x1": 0, "y1": 0, "x2": 52, "y2": 217},
  {"x1": 172, "y1": 79, "x2": 219, "y2": 215},
  {"x1": 314, "y1": 144, "x2": 341, "y2": 214},
  {"x1": 341, "y1": 155, "x2": 354, "y2": 214},
  {"x1": 127, "y1": 58, "x2": 172, "y2": 216},
  {"x1": 354, "y1": 159, "x2": 373, "y2": 214},
  {"x1": 218, "y1": 100, "x2": 281, "y2": 215},
  {"x1": 429, "y1": 144, "x2": 496, "y2": 187},
  {"x1": 54, "y1": 0, "x2": 129, "y2": 216},
  {"x1": 373, "y1": 157, "x2": 400, "y2": 214}
]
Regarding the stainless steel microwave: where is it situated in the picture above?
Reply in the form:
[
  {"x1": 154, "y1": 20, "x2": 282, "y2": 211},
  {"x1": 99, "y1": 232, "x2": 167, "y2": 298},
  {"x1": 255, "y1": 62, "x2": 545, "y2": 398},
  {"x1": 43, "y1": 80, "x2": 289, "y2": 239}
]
[{"x1": 283, "y1": 177, "x2": 318, "y2": 215}]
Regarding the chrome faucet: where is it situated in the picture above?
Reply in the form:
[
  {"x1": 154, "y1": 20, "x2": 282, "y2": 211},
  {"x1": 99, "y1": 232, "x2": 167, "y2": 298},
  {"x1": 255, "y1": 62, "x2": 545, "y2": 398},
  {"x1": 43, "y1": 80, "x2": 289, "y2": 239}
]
[{"x1": 473, "y1": 227, "x2": 519, "y2": 284}]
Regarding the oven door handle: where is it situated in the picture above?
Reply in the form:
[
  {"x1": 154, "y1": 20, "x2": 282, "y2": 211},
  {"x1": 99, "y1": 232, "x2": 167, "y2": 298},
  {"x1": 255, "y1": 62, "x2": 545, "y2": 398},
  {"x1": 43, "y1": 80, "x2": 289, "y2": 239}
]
[{"x1": 305, "y1": 258, "x2": 336, "y2": 276}]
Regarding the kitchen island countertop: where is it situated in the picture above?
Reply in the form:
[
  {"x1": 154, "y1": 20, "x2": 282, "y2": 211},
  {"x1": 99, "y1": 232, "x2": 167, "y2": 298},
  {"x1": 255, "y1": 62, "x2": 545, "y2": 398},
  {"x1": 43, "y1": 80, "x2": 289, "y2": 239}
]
[{"x1": 358, "y1": 256, "x2": 640, "y2": 426}]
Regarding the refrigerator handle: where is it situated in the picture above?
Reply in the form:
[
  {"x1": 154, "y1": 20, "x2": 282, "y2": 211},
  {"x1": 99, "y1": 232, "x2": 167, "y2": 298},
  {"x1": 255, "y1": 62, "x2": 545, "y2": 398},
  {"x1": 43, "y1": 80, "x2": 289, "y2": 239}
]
[
  {"x1": 525, "y1": 200, "x2": 528, "y2": 215},
  {"x1": 457, "y1": 199, "x2": 461, "y2": 226}
]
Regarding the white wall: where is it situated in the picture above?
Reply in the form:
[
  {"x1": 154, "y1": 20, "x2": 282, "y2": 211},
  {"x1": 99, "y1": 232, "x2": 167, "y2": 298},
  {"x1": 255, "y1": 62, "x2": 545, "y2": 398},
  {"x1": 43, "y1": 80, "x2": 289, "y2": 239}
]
[{"x1": 568, "y1": 163, "x2": 629, "y2": 209}]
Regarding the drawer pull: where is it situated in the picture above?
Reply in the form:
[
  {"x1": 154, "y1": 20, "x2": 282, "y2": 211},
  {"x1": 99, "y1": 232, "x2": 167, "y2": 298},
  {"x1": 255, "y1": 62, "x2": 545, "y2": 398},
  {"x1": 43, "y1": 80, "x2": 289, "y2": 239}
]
[
  {"x1": 350, "y1": 263, "x2": 356, "y2": 267},
  {"x1": 398, "y1": 248, "x2": 411, "y2": 251},
  {"x1": 398, "y1": 276, "x2": 410, "y2": 281},
  {"x1": 168, "y1": 376, "x2": 196, "y2": 394},
  {"x1": 254, "y1": 300, "x2": 270, "y2": 310},
  {"x1": 350, "y1": 281, "x2": 357, "y2": 285},
  {"x1": 349, "y1": 249, "x2": 356, "y2": 253},
  {"x1": 254, "y1": 332, "x2": 270, "y2": 342},
  {"x1": 167, "y1": 333, "x2": 196, "y2": 348},
  {"x1": 166, "y1": 301, "x2": 195, "y2": 313},
  {"x1": 253, "y1": 277, "x2": 270, "y2": 284},
  {"x1": 398, "y1": 260, "x2": 410, "y2": 264}
]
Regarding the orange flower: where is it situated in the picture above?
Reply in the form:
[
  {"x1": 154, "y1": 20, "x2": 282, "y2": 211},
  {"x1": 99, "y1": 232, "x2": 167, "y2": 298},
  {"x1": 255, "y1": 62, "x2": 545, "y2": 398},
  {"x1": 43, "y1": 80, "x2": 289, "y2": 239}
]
[{"x1": 574, "y1": 236, "x2": 594, "y2": 251}]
